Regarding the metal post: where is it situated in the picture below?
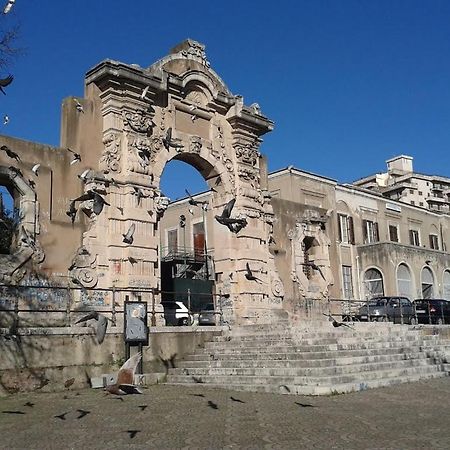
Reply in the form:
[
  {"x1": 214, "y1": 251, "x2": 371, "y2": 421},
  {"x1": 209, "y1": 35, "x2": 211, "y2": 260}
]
[
  {"x1": 187, "y1": 288, "x2": 191, "y2": 322},
  {"x1": 151, "y1": 290, "x2": 156, "y2": 327},
  {"x1": 440, "y1": 301, "x2": 444, "y2": 325},
  {"x1": 366, "y1": 297, "x2": 370, "y2": 322},
  {"x1": 112, "y1": 285, "x2": 116, "y2": 325},
  {"x1": 399, "y1": 300, "x2": 404, "y2": 325},
  {"x1": 428, "y1": 300, "x2": 432, "y2": 325}
]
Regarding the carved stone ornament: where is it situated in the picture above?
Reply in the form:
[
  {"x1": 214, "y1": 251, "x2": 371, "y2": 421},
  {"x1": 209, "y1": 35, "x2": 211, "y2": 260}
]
[
  {"x1": 270, "y1": 273, "x2": 285, "y2": 298},
  {"x1": 100, "y1": 132, "x2": 121, "y2": 173},
  {"x1": 189, "y1": 136, "x2": 202, "y2": 154},
  {"x1": 123, "y1": 109, "x2": 154, "y2": 134},
  {"x1": 234, "y1": 142, "x2": 260, "y2": 166},
  {"x1": 154, "y1": 196, "x2": 170, "y2": 219},
  {"x1": 68, "y1": 246, "x2": 98, "y2": 288},
  {"x1": 238, "y1": 166, "x2": 259, "y2": 188},
  {"x1": 180, "y1": 40, "x2": 210, "y2": 67}
]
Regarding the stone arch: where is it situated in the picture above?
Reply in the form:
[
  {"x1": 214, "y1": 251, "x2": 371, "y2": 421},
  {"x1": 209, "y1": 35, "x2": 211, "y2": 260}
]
[
  {"x1": 363, "y1": 266, "x2": 385, "y2": 299},
  {"x1": 69, "y1": 39, "x2": 285, "y2": 324},
  {"x1": 421, "y1": 266, "x2": 435, "y2": 299},
  {"x1": 443, "y1": 270, "x2": 450, "y2": 300},
  {"x1": 396, "y1": 262, "x2": 413, "y2": 300}
]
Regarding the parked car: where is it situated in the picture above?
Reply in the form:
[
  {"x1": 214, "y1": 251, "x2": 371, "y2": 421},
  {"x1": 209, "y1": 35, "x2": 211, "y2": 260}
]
[
  {"x1": 413, "y1": 299, "x2": 450, "y2": 325},
  {"x1": 356, "y1": 296, "x2": 417, "y2": 324},
  {"x1": 162, "y1": 301, "x2": 192, "y2": 326},
  {"x1": 198, "y1": 303, "x2": 217, "y2": 326}
]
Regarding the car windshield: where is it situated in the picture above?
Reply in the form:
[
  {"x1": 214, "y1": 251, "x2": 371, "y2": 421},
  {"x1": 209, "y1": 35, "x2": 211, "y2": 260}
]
[
  {"x1": 374, "y1": 298, "x2": 388, "y2": 306},
  {"x1": 203, "y1": 304, "x2": 214, "y2": 311}
]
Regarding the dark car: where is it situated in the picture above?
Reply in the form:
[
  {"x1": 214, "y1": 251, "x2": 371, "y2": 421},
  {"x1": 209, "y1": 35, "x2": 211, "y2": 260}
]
[
  {"x1": 198, "y1": 303, "x2": 217, "y2": 326},
  {"x1": 413, "y1": 299, "x2": 450, "y2": 325},
  {"x1": 356, "y1": 296, "x2": 416, "y2": 324}
]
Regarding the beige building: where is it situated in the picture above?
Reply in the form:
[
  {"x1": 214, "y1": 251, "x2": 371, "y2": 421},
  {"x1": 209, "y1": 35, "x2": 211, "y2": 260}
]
[
  {"x1": 354, "y1": 155, "x2": 450, "y2": 214},
  {"x1": 160, "y1": 163, "x2": 450, "y2": 320}
]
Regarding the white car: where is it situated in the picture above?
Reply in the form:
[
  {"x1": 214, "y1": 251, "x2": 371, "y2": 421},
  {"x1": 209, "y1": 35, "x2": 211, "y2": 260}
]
[{"x1": 162, "y1": 301, "x2": 192, "y2": 326}]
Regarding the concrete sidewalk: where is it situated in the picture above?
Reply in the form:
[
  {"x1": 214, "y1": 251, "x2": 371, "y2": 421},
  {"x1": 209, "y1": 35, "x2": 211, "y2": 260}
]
[{"x1": 1, "y1": 378, "x2": 450, "y2": 449}]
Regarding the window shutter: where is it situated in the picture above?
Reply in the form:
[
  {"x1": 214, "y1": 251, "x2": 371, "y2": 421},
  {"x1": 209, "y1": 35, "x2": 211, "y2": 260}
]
[
  {"x1": 362, "y1": 220, "x2": 368, "y2": 243},
  {"x1": 374, "y1": 222, "x2": 379, "y2": 242},
  {"x1": 409, "y1": 230, "x2": 414, "y2": 245},
  {"x1": 348, "y1": 216, "x2": 355, "y2": 244},
  {"x1": 337, "y1": 214, "x2": 342, "y2": 242}
]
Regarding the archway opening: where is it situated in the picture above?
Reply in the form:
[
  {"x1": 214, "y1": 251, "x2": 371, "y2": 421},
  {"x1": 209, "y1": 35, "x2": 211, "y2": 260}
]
[
  {"x1": 364, "y1": 268, "x2": 384, "y2": 299},
  {"x1": 0, "y1": 182, "x2": 18, "y2": 255},
  {"x1": 397, "y1": 263, "x2": 413, "y2": 300},
  {"x1": 421, "y1": 267, "x2": 434, "y2": 299},
  {"x1": 159, "y1": 159, "x2": 215, "y2": 313}
]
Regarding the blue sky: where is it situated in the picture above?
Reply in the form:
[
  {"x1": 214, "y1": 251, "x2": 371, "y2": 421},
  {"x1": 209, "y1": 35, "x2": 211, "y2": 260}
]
[{"x1": 1, "y1": 0, "x2": 450, "y2": 201}]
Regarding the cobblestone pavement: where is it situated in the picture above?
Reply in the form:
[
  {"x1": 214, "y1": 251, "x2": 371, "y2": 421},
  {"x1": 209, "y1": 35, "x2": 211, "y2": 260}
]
[{"x1": 1, "y1": 378, "x2": 450, "y2": 449}]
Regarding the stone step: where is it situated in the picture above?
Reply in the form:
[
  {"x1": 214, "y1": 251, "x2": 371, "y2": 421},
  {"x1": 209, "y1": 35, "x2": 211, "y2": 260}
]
[
  {"x1": 167, "y1": 364, "x2": 443, "y2": 388},
  {"x1": 176, "y1": 351, "x2": 430, "y2": 369},
  {"x1": 203, "y1": 336, "x2": 443, "y2": 353},
  {"x1": 167, "y1": 369, "x2": 447, "y2": 396},
  {"x1": 170, "y1": 357, "x2": 434, "y2": 378},
  {"x1": 187, "y1": 343, "x2": 450, "y2": 362}
]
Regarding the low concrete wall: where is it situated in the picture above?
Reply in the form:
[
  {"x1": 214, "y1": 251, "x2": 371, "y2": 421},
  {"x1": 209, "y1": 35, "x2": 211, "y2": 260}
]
[{"x1": 0, "y1": 326, "x2": 223, "y2": 395}]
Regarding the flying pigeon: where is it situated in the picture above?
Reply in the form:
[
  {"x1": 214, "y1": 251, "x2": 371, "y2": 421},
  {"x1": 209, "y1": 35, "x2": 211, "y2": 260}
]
[
  {"x1": 105, "y1": 352, "x2": 143, "y2": 395},
  {"x1": 66, "y1": 200, "x2": 77, "y2": 225},
  {"x1": 3, "y1": 115, "x2": 9, "y2": 125},
  {"x1": 78, "y1": 169, "x2": 94, "y2": 182},
  {"x1": 67, "y1": 148, "x2": 81, "y2": 165},
  {"x1": 74, "y1": 99, "x2": 84, "y2": 113},
  {"x1": 75, "y1": 311, "x2": 110, "y2": 344},
  {"x1": 73, "y1": 190, "x2": 110, "y2": 215},
  {"x1": 162, "y1": 127, "x2": 184, "y2": 151},
  {"x1": 245, "y1": 262, "x2": 263, "y2": 283},
  {"x1": 128, "y1": 256, "x2": 138, "y2": 265},
  {"x1": 133, "y1": 187, "x2": 146, "y2": 205},
  {"x1": 185, "y1": 189, "x2": 208, "y2": 207},
  {"x1": 1, "y1": 145, "x2": 20, "y2": 161},
  {"x1": 28, "y1": 179, "x2": 36, "y2": 189},
  {"x1": 3, "y1": 0, "x2": 15, "y2": 14},
  {"x1": 31, "y1": 164, "x2": 41, "y2": 176},
  {"x1": 214, "y1": 198, "x2": 247, "y2": 233},
  {"x1": 0, "y1": 75, "x2": 13, "y2": 94},
  {"x1": 123, "y1": 223, "x2": 136, "y2": 245},
  {"x1": 301, "y1": 262, "x2": 326, "y2": 280},
  {"x1": 140, "y1": 85, "x2": 149, "y2": 100},
  {"x1": 191, "y1": 115, "x2": 198, "y2": 122}
]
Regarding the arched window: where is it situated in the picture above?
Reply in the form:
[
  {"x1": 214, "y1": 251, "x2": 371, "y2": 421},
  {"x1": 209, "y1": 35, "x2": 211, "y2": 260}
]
[
  {"x1": 443, "y1": 270, "x2": 450, "y2": 300},
  {"x1": 397, "y1": 263, "x2": 412, "y2": 300},
  {"x1": 364, "y1": 268, "x2": 384, "y2": 299},
  {"x1": 421, "y1": 267, "x2": 434, "y2": 299}
]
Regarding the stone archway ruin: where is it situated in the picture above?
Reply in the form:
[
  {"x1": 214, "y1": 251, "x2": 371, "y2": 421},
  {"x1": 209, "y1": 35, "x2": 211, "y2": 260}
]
[{"x1": 62, "y1": 40, "x2": 285, "y2": 324}]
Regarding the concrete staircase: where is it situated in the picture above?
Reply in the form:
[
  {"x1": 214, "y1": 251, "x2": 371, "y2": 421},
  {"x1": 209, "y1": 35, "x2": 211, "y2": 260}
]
[{"x1": 166, "y1": 322, "x2": 450, "y2": 395}]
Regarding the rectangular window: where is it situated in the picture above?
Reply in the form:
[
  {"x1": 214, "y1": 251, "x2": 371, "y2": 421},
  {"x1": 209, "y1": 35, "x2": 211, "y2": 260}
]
[
  {"x1": 338, "y1": 214, "x2": 354, "y2": 244},
  {"x1": 429, "y1": 234, "x2": 439, "y2": 250},
  {"x1": 362, "y1": 219, "x2": 379, "y2": 244},
  {"x1": 167, "y1": 229, "x2": 178, "y2": 253},
  {"x1": 409, "y1": 229, "x2": 420, "y2": 246},
  {"x1": 342, "y1": 266, "x2": 353, "y2": 299},
  {"x1": 193, "y1": 221, "x2": 205, "y2": 257},
  {"x1": 389, "y1": 225, "x2": 399, "y2": 242}
]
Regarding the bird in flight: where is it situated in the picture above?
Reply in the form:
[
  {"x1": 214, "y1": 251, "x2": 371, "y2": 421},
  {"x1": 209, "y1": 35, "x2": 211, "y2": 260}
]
[
  {"x1": 301, "y1": 262, "x2": 326, "y2": 281},
  {"x1": 1, "y1": 145, "x2": 20, "y2": 161},
  {"x1": 126, "y1": 430, "x2": 141, "y2": 439},
  {"x1": 105, "y1": 352, "x2": 143, "y2": 395},
  {"x1": 75, "y1": 311, "x2": 110, "y2": 344},
  {"x1": 133, "y1": 187, "x2": 147, "y2": 206},
  {"x1": 31, "y1": 164, "x2": 41, "y2": 176},
  {"x1": 66, "y1": 200, "x2": 77, "y2": 225},
  {"x1": 185, "y1": 189, "x2": 208, "y2": 207},
  {"x1": 140, "y1": 85, "x2": 149, "y2": 100},
  {"x1": 245, "y1": 262, "x2": 263, "y2": 283},
  {"x1": 72, "y1": 190, "x2": 110, "y2": 216},
  {"x1": 123, "y1": 223, "x2": 136, "y2": 245},
  {"x1": 214, "y1": 198, "x2": 247, "y2": 233},
  {"x1": 0, "y1": 75, "x2": 13, "y2": 94},
  {"x1": 162, "y1": 127, "x2": 184, "y2": 151},
  {"x1": 67, "y1": 148, "x2": 81, "y2": 165},
  {"x1": 74, "y1": 99, "x2": 84, "y2": 113},
  {"x1": 3, "y1": 0, "x2": 15, "y2": 14},
  {"x1": 3, "y1": 115, "x2": 9, "y2": 125},
  {"x1": 76, "y1": 409, "x2": 90, "y2": 419}
]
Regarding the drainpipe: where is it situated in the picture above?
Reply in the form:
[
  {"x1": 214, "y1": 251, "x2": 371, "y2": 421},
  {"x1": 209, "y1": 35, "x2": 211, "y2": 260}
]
[{"x1": 355, "y1": 255, "x2": 361, "y2": 299}]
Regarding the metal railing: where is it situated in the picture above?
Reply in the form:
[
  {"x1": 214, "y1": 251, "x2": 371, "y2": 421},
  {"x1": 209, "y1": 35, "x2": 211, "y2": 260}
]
[{"x1": 0, "y1": 283, "x2": 228, "y2": 333}]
